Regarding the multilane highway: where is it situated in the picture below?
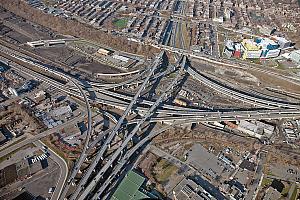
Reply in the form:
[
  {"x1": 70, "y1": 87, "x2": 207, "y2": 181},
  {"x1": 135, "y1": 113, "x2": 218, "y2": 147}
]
[
  {"x1": 186, "y1": 66, "x2": 300, "y2": 109},
  {"x1": 2, "y1": 42, "x2": 299, "y2": 112},
  {"x1": 58, "y1": 78, "x2": 93, "y2": 200},
  {"x1": 80, "y1": 56, "x2": 187, "y2": 200},
  {"x1": 6, "y1": 51, "x2": 297, "y2": 123},
  {"x1": 68, "y1": 52, "x2": 165, "y2": 200},
  {"x1": 1, "y1": 51, "x2": 299, "y2": 123},
  {"x1": 2, "y1": 42, "x2": 300, "y2": 200}
]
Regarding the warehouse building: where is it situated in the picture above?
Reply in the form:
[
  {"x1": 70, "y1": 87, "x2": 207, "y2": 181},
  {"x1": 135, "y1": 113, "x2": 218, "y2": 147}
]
[
  {"x1": 51, "y1": 105, "x2": 72, "y2": 117},
  {"x1": 237, "y1": 120, "x2": 274, "y2": 139},
  {"x1": 173, "y1": 178, "x2": 217, "y2": 200}
]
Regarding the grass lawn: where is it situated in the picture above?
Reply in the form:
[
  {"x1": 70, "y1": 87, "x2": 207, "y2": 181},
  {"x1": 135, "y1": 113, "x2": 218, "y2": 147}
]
[
  {"x1": 250, "y1": 58, "x2": 262, "y2": 65},
  {"x1": 42, "y1": 0, "x2": 56, "y2": 6},
  {"x1": 113, "y1": 18, "x2": 128, "y2": 29},
  {"x1": 281, "y1": 185, "x2": 290, "y2": 196},
  {"x1": 290, "y1": 186, "x2": 298, "y2": 200},
  {"x1": 261, "y1": 178, "x2": 273, "y2": 187},
  {"x1": 167, "y1": 73, "x2": 176, "y2": 78},
  {"x1": 276, "y1": 61, "x2": 286, "y2": 70}
]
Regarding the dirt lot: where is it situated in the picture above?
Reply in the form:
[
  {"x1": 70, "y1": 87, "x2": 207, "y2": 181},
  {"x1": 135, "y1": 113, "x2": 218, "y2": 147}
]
[
  {"x1": 27, "y1": 44, "x2": 122, "y2": 74},
  {"x1": 0, "y1": 7, "x2": 121, "y2": 76},
  {"x1": 192, "y1": 59, "x2": 300, "y2": 102},
  {"x1": 137, "y1": 152, "x2": 181, "y2": 195},
  {"x1": 76, "y1": 61, "x2": 122, "y2": 74},
  {"x1": 153, "y1": 124, "x2": 257, "y2": 155},
  {"x1": 247, "y1": 68, "x2": 300, "y2": 94}
]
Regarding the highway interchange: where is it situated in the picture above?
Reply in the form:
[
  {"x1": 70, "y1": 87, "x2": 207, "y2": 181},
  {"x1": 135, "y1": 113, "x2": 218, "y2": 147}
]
[{"x1": 0, "y1": 40, "x2": 300, "y2": 200}]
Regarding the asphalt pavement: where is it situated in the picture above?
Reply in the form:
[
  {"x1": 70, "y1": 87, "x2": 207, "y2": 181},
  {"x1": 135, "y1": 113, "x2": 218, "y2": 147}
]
[{"x1": 34, "y1": 140, "x2": 68, "y2": 200}]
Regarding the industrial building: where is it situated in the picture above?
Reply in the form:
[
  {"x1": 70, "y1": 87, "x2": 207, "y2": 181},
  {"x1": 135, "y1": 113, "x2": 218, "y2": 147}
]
[
  {"x1": 51, "y1": 105, "x2": 72, "y2": 117},
  {"x1": 173, "y1": 178, "x2": 217, "y2": 200},
  {"x1": 111, "y1": 54, "x2": 130, "y2": 63},
  {"x1": 222, "y1": 179, "x2": 247, "y2": 200},
  {"x1": 237, "y1": 120, "x2": 274, "y2": 139}
]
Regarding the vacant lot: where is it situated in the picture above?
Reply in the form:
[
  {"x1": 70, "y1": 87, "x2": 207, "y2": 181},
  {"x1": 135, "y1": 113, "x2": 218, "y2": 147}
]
[{"x1": 153, "y1": 158, "x2": 178, "y2": 183}]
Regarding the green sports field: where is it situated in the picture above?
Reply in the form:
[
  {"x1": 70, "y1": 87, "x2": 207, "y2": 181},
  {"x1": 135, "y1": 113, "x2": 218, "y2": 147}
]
[{"x1": 113, "y1": 18, "x2": 128, "y2": 29}]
